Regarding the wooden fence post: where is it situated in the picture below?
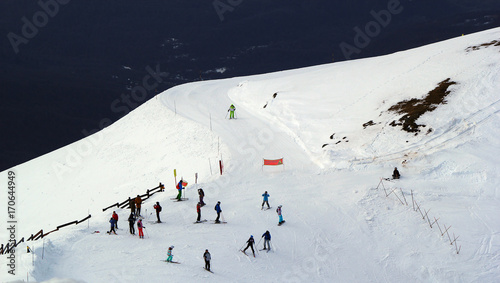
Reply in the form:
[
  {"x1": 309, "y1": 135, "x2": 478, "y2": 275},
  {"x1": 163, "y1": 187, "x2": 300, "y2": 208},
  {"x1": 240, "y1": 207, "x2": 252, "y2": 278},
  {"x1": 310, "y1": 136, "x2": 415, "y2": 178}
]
[
  {"x1": 411, "y1": 190, "x2": 414, "y2": 211},
  {"x1": 390, "y1": 188, "x2": 404, "y2": 205},
  {"x1": 399, "y1": 188, "x2": 408, "y2": 206}
]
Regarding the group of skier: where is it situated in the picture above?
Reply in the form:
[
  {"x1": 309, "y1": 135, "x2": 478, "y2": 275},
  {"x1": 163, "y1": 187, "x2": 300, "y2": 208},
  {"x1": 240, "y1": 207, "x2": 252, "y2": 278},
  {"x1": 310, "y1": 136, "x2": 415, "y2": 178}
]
[
  {"x1": 194, "y1": 188, "x2": 224, "y2": 223},
  {"x1": 160, "y1": 245, "x2": 212, "y2": 272},
  {"x1": 104, "y1": 103, "x2": 293, "y2": 271},
  {"x1": 241, "y1": 230, "x2": 272, "y2": 257},
  {"x1": 260, "y1": 191, "x2": 285, "y2": 225},
  {"x1": 109, "y1": 194, "x2": 163, "y2": 237}
]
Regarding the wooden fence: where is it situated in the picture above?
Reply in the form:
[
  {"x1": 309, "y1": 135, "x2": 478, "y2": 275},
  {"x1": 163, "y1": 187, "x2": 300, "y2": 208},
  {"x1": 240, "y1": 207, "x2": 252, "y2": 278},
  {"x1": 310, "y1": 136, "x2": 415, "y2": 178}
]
[{"x1": 376, "y1": 178, "x2": 461, "y2": 254}]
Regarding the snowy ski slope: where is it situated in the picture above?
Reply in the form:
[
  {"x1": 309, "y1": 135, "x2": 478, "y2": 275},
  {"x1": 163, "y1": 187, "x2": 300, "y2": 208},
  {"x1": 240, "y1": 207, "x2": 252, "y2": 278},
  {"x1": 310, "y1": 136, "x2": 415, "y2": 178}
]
[{"x1": 1, "y1": 28, "x2": 499, "y2": 283}]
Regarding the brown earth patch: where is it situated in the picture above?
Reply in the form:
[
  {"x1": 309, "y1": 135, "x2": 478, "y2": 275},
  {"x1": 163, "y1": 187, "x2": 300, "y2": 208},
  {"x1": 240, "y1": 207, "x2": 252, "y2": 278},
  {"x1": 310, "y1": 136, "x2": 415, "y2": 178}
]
[
  {"x1": 465, "y1": 39, "x2": 500, "y2": 52},
  {"x1": 388, "y1": 78, "x2": 457, "y2": 134}
]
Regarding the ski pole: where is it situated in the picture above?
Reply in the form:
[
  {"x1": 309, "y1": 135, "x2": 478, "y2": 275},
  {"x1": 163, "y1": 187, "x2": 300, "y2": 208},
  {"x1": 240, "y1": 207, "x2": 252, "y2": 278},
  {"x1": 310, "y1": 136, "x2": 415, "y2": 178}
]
[
  {"x1": 239, "y1": 243, "x2": 246, "y2": 251},
  {"x1": 257, "y1": 237, "x2": 263, "y2": 248},
  {"x1": 144, "y1": 227, "x2": 149, "y2": 239},
  {"x1": 225, "y1": 111, "x2": 229, "y2": 119},
  {"x1": 221, "y1": 212, "x2": 226, "y2": 223}
]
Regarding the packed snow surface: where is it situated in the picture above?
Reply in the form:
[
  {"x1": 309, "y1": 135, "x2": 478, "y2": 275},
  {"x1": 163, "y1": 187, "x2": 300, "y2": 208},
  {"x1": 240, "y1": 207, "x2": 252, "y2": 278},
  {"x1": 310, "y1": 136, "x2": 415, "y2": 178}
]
[{"x1": 1, "y1": 28, "x2": 499, "y2": 283}]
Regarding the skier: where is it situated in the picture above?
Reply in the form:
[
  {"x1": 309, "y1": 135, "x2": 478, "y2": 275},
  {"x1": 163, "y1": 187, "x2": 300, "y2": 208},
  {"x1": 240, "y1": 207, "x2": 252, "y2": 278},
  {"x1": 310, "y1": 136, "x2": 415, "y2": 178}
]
[
  {"x1": 128, "y1": 213, "x2": 136, "y2": 235},
  {"x1": 262, "y1": 230, "x2": 271, "y2": 250},
  {"x1": 112, "y1": 211, "x2": 119, "y2": 229},
  {"x1": 196, "y1": 202, "x2": 202, "y2": 222},
  {"x1": 261, "y1": 191, "x2": 270, "y2": 210},
  {"x1": 176, "y1": 179, "x2": 184, "y2": 201},
  {"x1": 392, "y1": 167, "x2": 400, "y2": 179},
  {"x1": 228, "y1": 104, "x2": 236, "y2": 119},
  {"x1": 108, "y1": 217, "x2": 117, "y2": 235},
  {"x1": 198, "y1": 188, "x2": 205, "y2": 207},
  {"x1": 203, "y1": 249, "x2": 211, "y2": 271},
  {"x1": 129, "y1": 197, "x2": 136, "y2": 214},
  {"x1": 214, "y1": 201, "x2": 222, "y2": 223},
  {"x1": 153, "y1": 202, "x2": 162, "y2": 223},
  {"x1": 276, "y1": 205, "x2": 285, "y2": 225},
  {"x1": 242, "y1": 235, "x2": 255, "y2": 257},
  {"x1": 137, "y1": 219, "x2": 144, "y2": 239},
  {"x1": 166, "y1": 246, "x2": 174, "y2": 262},
  {"x1": 135, "y1": 195, "x2": 142, "y2": 216}
]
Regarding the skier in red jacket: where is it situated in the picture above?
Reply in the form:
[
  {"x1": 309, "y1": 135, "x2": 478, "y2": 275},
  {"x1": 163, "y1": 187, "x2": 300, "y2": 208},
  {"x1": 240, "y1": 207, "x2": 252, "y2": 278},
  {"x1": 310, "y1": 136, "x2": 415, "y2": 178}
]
[
  {"x1": 137, "y1": 219, "x2": 144, "y2": 239},
  {"x1": 112, "y1": 211, "x2": 119, "y2": 229},
  {"x1": 196, "y1": 202, "x2": 202, "y2": 222},
  {"x1": 153, "y1": 202, "x2": 162, "y2": 223}
]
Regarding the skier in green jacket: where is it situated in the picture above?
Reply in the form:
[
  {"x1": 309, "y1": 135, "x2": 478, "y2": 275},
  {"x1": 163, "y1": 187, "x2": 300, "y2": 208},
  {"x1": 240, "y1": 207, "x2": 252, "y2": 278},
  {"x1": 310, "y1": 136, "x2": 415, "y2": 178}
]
[{"x1": 228, "y1": 104, "x2": 236, "y2": 119}]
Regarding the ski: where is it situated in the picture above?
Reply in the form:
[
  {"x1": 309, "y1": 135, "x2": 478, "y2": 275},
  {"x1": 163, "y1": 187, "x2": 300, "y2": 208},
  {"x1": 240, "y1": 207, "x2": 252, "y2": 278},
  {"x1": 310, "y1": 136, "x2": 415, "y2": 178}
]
[
  {"x1": 203, "y1": 267, "x2": 214, "y2": 273},
  {"x1": 92, "y1": 231, "x2": 100, "y2": 234},
  {"x1": 211, "y1": 220, "x2": 227, "y2": 224},
  {"x1": 262, "y1": 207, "x2": 272, "y2": 211},
  {"x1": 161, "y1": 260, "x2": 180, "y2": 264},
  {"x1": 278, "y1": 220, "x2": 286, "y2": 226},
  {"x1": 240, "y1": 250, "x2": 255, "y2": 257},
  {"x1": 170, "y1": 198, "x2": 189, "y2": 201},
  {"x1": 194, "y1": 220, "x2": 208, "y2": 224}
]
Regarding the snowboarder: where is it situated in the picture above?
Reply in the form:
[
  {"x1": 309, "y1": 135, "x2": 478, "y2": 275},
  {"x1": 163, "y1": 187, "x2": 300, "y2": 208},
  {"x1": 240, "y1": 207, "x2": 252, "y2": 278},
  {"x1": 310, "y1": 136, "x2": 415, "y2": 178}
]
[
  {"x1": 153, "y1": 202, "x2": 162, "y2": 223},
  {"x1": 228, "y1": 104, "x2": 236, "y2": 119},
  {"x1": 214, "y1": 201, "x2": 222, "y2": 223},
  {"x1": 197, "y1": 202, "x2": 202, "y2": 222},
  {"x1": 129, "y1": 197, "x2": 136, "y2": 214},
  {"x1": 112, "y1": 211, "x2": 119, "y2": 229},
  {"x1": 276, "y1": 205, "x2": 285, "y2": 225},
  {"x1": 128, "y1": 213, "x2": 136, "y2": 235},
  {"x1": 108, "y1": 217, "x2": 117, "y2": 235},
  {"x1": 262, "y1": 230, "x2": 271, "y2": 250},
  {"x1": 242, "y1": 235, "x2": 255, "y2": 257},
  {"x1": 176, "y1": 180, "x2": 185, "y2": 201},
  {"x1": 261, "y1": 191, "x2": 270, "y2": 210},
  {"x1": 203, "y1": 249, "x2": 211, "y2": 271},
  {"x1": 137, "y1": 219, "x2": 144, "y2": 239},
  {"x1": 135, "y1": 195, "x2": 142, "y2": 216},
  {"x1": 392, "y1": 167, "x2": 400, "y2": 179},
  {"x1": 198, "y1": 188, "x2": 205, "y2": 207},
  {"x1": 166, "y1": 246, "x2": 174, "y2": 262}
]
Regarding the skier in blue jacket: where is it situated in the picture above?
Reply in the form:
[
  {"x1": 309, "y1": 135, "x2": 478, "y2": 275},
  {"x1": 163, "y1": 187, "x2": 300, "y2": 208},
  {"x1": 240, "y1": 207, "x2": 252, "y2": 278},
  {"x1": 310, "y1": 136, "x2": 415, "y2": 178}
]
[
  {"x1": 214, "y1": 201, "x2": 222, "y2": 223},
  {"x1": 108, "y1": 217, "x2": 117, "y2": 235},
  {"x1": 176, "y1": 180, "x2": 184, "y2": 201},
  {"x1": 262, "y1": 230, "x2": 271, "y2": 250},
  {"x1": 261, "y1": 191, "x2": 270, "y2": 210}
]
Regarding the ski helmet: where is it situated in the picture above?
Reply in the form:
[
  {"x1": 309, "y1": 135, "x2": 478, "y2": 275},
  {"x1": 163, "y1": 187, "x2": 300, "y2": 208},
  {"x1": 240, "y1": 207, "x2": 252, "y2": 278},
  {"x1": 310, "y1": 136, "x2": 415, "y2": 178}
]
[{"x1": 251, "y1": 235, "x2": 253, "y2": 238}]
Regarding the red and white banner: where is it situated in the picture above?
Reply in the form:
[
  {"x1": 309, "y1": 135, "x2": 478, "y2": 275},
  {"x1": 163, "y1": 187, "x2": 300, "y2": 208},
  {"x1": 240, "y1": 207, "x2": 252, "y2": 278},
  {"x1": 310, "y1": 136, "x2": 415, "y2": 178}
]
[{"x1": 263, "y1": 158, "x2": 284, "y2": 166}]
